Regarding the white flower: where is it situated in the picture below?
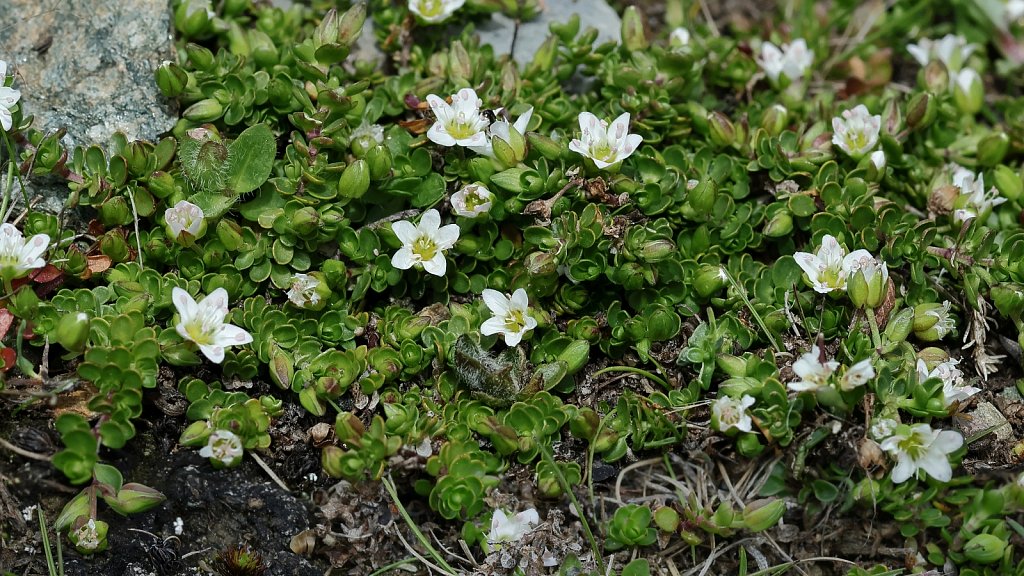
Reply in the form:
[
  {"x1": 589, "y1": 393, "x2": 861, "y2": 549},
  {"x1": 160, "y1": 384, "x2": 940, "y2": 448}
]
[
  {"x1": 425, "y1": 88, "x2": 489, "y2": 148},
  {"x1": 0, "y1": 223, "x2": 49, "y2": 281},
  {"x1": 73, "y1": 519, "x2": 101, "y2": 551},
  {"x1": 669, "y1": 27, "x2": 691, "y2": 47},
  {"x1": 954, "y1": 68, "x2": 981, "y2": 95},
  {"x1": 468, "y1": 107, "x2": 533, "y2": 158},
  {"x1": 923, "y1": 300, "x2": 956, "y2": 340},
  {"x1": 793, "y1": 234, "x2": 873, "y2": 294},
  {"x1": 840, "y1": 358, "x2": 875, "y2": 391},
  {"x1": 287, "y1": 273, "x2": 321, "y2": 308},
  {"x1": 0, "y1": 60, "x2": 19, "y2": 132},
  {"x1": 1009, "y1": 0, "x2": 1024, "y2": 20},
  {"x1": 907, "y1": 34, "x2": 975, "y2": 72},
  {"x1": 952, "y1": 167, "x2": 1006, "y2": 221},
  {"x1": 870, "y1": 417, "x2": 898, "y2": 440},
  {"x1": 880, "y1": 423, "x2": 963, "y2": 483},
  {"x1": 843, "y1": 250, "x2": 889, "y2": 293},
  {"x1": 450, "y1": 184, "x2": 494, "y2": 218},
  {"x1": 831, "y1": 105, "x2": 881, "y2": 158},
  {"x1": 711, "y1": 394, "x2": 756, "y2": 433},
  {"x1": 390, "y1": 209, "x2": 460, "y2": 276},
  {"x1": 758, "y1": 39, "x2": 814, "y2": 84},
  {"x1": 408, "y1": 0, "x2": 465, "y2": 23},
  {"x1": 917, "y1": 358, "x2": 981, "y2": 408},
  {"x1": 870, "y1": 150, "x2": 886, "y2": 170},
  {"x1": 199, "y1": 429, "x2": 244, "y2": 466},
  {"x1": 789, "y1": 345, "x2": 839, "y2": 392},
  {"x1": 165, "y1": 200, "x2": 204, "y2": 238},
  {"x1": 488, "y1": 508, "x2": 540, "y2": 547},
  {"x1": 480, "y1": 288, "x2": 537, "y2": 346},
  {"x1": 568, "y1": 112, "x2": 643, "y2": 170},
  {"x1": 172, "y1": 287, "x2": 253, "y2": 363},
  {"x1": 173, "y1": 517, "x2": 184, "y2": 536}
]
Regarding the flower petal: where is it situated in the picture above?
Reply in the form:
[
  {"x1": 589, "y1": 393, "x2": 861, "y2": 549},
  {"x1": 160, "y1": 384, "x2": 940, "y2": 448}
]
[
  {"x1": 422, "y1": 253, "x2": 447, "y2": 276},
  {"x1": 482, "y1": 289, "x2": 510, "y2": 315},
  {"x1": 434, "y1": 224, "x2": 461, "y2": 249},
  {"x1": 172, "y1": 287, "x2": 198, "y2": 320},
  {"x1": 391, "y1": 248, "x2": 415, "y2": 270},
  {"x1": 419, "y1": 209, "x2": 441, "y2": 233},
  {"x1": 215, "y1": 324, "x2": 253, "y2": 347},
  {"x1": 199, "y1": 343, "x2": 226, "y2": 364},
  {"x1": 391, "y1": 221, "x2": 419, "y2": 245},
  {"x1": 480, "y1": 317, "x2": 507, "y2": 336}
]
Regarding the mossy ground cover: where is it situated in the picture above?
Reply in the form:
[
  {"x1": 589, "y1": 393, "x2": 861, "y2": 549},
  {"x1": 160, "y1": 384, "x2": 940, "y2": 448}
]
[{"x1": 3, "y1": 0, "x2": 1024, "y2": 574}]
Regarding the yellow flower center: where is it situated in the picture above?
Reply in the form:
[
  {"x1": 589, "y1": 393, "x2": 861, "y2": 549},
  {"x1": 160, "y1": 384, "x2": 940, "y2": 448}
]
[
  {"x1": 504, "y1": 309, "x2": 528, "y2": 333},
  {"x1": 412, "y1": 235, "x2": 438, "y2": 262},
  {"x1": 417, "y1": 0, "x2": 443, "y2": 17}
]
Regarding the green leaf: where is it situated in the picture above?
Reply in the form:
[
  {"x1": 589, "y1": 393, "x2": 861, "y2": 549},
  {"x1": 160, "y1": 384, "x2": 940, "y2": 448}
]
[
  {"x1": 226, "y1": 124, "x2": 276, "y2": 195},
  {"x1": 93, "y1": 463, "x2": 124, "y2": 493},
  {"x1": 55, "y1": 489, "x2": 91, "y2": 530},
  {"x1": 189, "y1": 191, "x2": 239, "y2": 220}
]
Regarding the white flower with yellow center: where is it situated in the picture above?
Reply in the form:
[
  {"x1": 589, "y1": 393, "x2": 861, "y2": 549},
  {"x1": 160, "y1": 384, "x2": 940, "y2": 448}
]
[
  {"x1": 916, "y1": 358, "x2": 981, "y2": 408},
  {"x1": 287, "y1": 273, "x2": 321, "y2": 308},
  {"x1": 880, "y1": 423, "x2": 962, "y2": 483},
  {"x1": 165, "y1": 200, "x2": 204, "y2": 238},
  {"x1": 793, "y1": 234, "x2": 873, "y2": 294},
  {"x1": 409, "y1": 0, "x2": 465, "y2": 23},
  {"x1": 758, "y1": 39, "x2": 814, "y2": 85},
  {"x1": 0, "y1": 223, "x2": 49, "y2": 282},
  {"x1": 0, "y1": 60, "x2": 21, "y2": 132},
  {"x1": 788, "y1": 345, "x2": 839, "y2": 392},
  {"x1": 426, "y1": 88, "x2": 489, "y2": 148},
  {"x1": 199, "y1": 429, "x2": 244, "y2": 467},
  {"x1": 832, "y1": 105, "x2": 881, "y2": 159},
  {"x1": 711, "y1": 394, "x2": 756, "y2": 433},
  {"x1": 390, "y1": 209, "x2": 460, "y2": 276},
  {"x1": 840, "y1": 358, "x2": 875, "y2": 391},
  {"x1": 487, "y1": 508, "x2": 540, "y2": 547},
  {"x1": 451, "y1": 184, "x2": 494, "y2": 218},
  {"x1": 480, "y1": 288, "x2": 537, "y2": 346},
  {"x1": 569, "y1": 112, "x2": 643, "y2": 170},
  {"x1": 172, "y1": 287, "x2": 253, "y2": 363}
]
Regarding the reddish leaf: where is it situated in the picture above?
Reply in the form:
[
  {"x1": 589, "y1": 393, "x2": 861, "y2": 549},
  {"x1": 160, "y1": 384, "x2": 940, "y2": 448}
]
[
  {"x1": 0, "y1": 309, "x2": 14, "y2": 341},
  {"x1": 86, "y1": 254, "x2": 112, "y2": 275},
  {"x1": 30, "y1": 264, "x2": 64, "y2": 283},
  {"x1": 0, "y1": 348, "x2": 15, "y2": 372}
]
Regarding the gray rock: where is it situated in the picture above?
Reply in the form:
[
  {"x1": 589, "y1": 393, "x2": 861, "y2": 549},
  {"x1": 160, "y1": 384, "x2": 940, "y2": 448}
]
[
  {"x1": 959, "y1": 401, "x2": 1013, "y2": 442},
  {"x1": 0, "y1": 0, "x2": 176, "y2": 147},
  {"x1": 477, "y1": 0, "x2": 621, "y2": 65}
]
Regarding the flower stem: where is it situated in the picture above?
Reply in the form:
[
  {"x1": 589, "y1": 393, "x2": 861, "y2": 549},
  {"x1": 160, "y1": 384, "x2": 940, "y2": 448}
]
[
  {"x1": 592, "y1": 365, "x2": 669, "y2": 390},
  {"x1": 866, "y1": 308, "x2": 882, "y2": 351},
  {"x1": 381, "y1": 475, "x2": 458, "y2": 575}
]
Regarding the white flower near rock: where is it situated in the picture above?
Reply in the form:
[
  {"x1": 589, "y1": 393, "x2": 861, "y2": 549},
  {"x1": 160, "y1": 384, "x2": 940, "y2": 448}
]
[
  {"x1": 907, "y1": 34, "x2": 975, "y2": 72},
  {"x1": 789, "y1": 345, "x2": 840, "y2": 392},
  {"x1": 426, "y1": 88, "x2": 489, "y2": 148},
  {"x1": 165, "y1": 200, "x2": 205, "y2": 239},
  {"x1": 450, "y1": 184, "x2": 494, "y2": 218},
  {"x1": 390, "y1": 209, "x2": 460, "y2": 277},
  {"x1": 880, "y1": 423, "x2": 963, "y2": 483},
  {"x1": 199, "y1": 429, "x2": 244, "y2": 467},
  {"x1": 917, "y1": 358, "x2": 981, "y2": 408},
  {"x1": 172, "y1": 287, "x2": 253, "y2": 363},
  {"x1": 409, "y1": 0, "x2": 465, "y2": 23},
  {"x1": 480, "y1": 288, "x2": 537, "y2": 346},
  {"x1": 831, "y1": 105, "x2": 881, "y2": 159},
  {"x1": 487, "y1": 508, "x2": 540, "y2": 547},
  {"x1": 0, "y1": 223, "x2": 50, "y2": 282},
  {"x1": 840, "y1": 358, "x2": 875, "y2": 391},
  {"x1": 758, "y1": 39, "x2": 814, "y2": 85},
  {"x1": 711, "y1": 394, "x2": 756, "y2": 433},
  {"x1": 952, "y1": 167, "x2": 1006, "y2": 222},
  {"x1": 469, "y1": 107, "x2": 533, "y2": 159},
  {"x1": 569, "y1": 112, "x2": 643, "y2": 170},
  {"x1": 0, "y1": 60, "x2": 20, "y2": 132},
  {"x1": 793, "y1": 234, "x2": 874, "y2": 294},
  {"x1": 287, "y1": 273, "x2": 321, "y2": 308}
]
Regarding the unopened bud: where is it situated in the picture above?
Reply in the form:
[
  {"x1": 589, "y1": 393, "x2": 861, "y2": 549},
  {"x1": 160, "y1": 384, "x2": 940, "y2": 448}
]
[
  {"x1": 448, "y1": 40, "x2": 472, "y2": 82},
  {"x1": 922, "y1": 60, "x2": 949, "y2": 94},
  {"x1": 977, "y1": 132, "x2": 1009, "y2": 167},
  {"x1": 742, "y1": 499, "x2": 785, "y2": 532},
  {"x1": 338, "y1": 159, "x2": 370, "y2": 199},
  {"x1": 55, "y1": 312, "x2": 91, "y2": 353},
  {"x1": 155, "y1": 61, "x2": 188, "y2": 98},
  {"x1": 621, "y1": 6, "x2": 648, "y2": 52},
  {"x1": 964, "y1": 533, "x2": 1007, "y2": 565},
  {"x1": 337, "y1": 2, "x2": 366, "y2": 46},
  {"x1": 883, "y1": 307, "x2": 914, "y2": 344},
  {"x1": 694, "y1": 264, "x2": 729, "y2": 298},
  {"x1": 760, "y1": 104, "x2": 788, "y2": 136},
  {"x1": 708, "y1": 112, "x2": 736, "y2": 148},
  {"x1": 993, "y1": 164, "x2": 1023, "y2": 202},
  {"x1": 952, "y1": 68, "x2": 984, "y2": 115},
  {"x1": 905, "y1": 92, "x2": 936, "y2": 130},
  {"x1": 174, "y1": 0, "x2": 214, "y2": 38},
  {"x1": 763, "y1": 211, "x2": 793, "y2": 237},
  {"x1": 183, "y1": 98, "x2": 223, "y2": 123}
]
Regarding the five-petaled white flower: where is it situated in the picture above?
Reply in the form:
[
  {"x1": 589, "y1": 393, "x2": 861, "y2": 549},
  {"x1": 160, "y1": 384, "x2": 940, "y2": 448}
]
[
  {"x1": 952, "y1": 167, "x2": 1006, "y2": 222},
  {"x1": 287, "y1": 273, "x2": 321, "y2": 308},
  {"x1": 172, "y1": 287, "x2": 253, "y2": 363},
  {"x1": 0, "y1": 60, "x2": 21, "y2": 132},
  {"x1": 451, "y1": 183, "x2": 494, "y2": 218},
  {"x1": 480, "y1": 288, "x2": 537, "y2": 346},
  {"x1": 880, "y1": 423, "x2": 963, "y2": 483},
  {"x1": 487, "y1": 508, "x2": 540, "y2": 547},
  {"x1": 569, "y1": 112, "x2": 643, "y2": 170},
  {"x1": 789, "y1": 345, "x2": 840, "y2": 393},
  {"x1": 426, "y1": 88, "x2": 489, "y2": 148},
  {"x1": 907, "y1": 34, "x2": 976, "y2": 73},
  {"x1": 165, "y1": 200, "x2": 204, "y2": 239},
  {"x1": 712, "y1": 394, "x2": 756, "y2": 433},
  {"x1": 758, "y1": 39, "x2": 814, "y2": 85},
  {"x1": 390, "y1": 209, "x2": 460, "y2": 277},
  {"x1": 199, "y1": 429, "x2": 244, "y2": 467},
  {"x1": 917, "y1": 358, "x2": 980, "y2": 408},
  {"x1": 840, "y1": 358, "x2": 875, "y2": 391},
  {"x1": 408, "y1": 0, "x2": 465, "y2": 23},
  {"x1": 832, "y1": 105, "x2": 881, "y2": 159},
  {"x1": 793, "y1": 234, "x2": 874, "y2": 294},
  {"x1": 468, "y1": 107, "x2": 533, "y2": 158},
  {"x1": 0, "y1": 223, "x2": 50, "y2": 282}
]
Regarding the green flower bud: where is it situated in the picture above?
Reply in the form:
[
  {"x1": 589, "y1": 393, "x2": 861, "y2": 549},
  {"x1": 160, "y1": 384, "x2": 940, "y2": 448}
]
[
  {"x1": 314, "y1": 9, "x2": 339, "y2": 47},
  {"x1": 708, "y1": 112, "x2": 736, "y2": 148},
  {"x1": 249, "y1": 29, "x2": 279, "y2": 68},
  {"x1": 215, "y1": 219, "x2": 244, "y2": 251},
  {"x1": 569, "y1": 407, "x2": 600, "y2": 440},
  {"x1": 761, "y1": 104, "x2": 788, "y2": 137},
  {"x1": 742, "y1": 499, "x2": 785, "y2": 532},
  {"x1": 964, "y1": 533, "x2": 1007, "y2": 565},
  {"x1": 922, "y1": 60, "x2": 949, "y2": 94},
  {"x1": 694, "y1": 264, "x2": 729, "y2": 298},
  {"x1": 55, "y1": 312, "x2": 91, "y2": 353},
  {"x1": 916, "y1": 346, "x2": 950, "y2": 367},
  {"x1": 147, "y1": 171, "x2": 178, "y2": 199},
  {"x1": 154, "y1": 61, "x2": 188, "y2": 98},
  {"x1": 337, "y1": 2, "x2": 366, "y2": 45},
  {"x1": 639, "y1": 239, "x2": 675, "y2": 263},
  {"x1": 269, "y1": 347, "x2": 294, "y2": 390},
  {"x1": 99, "y1": 233, "x2": 130, "y2": 263},
  {"x1": 847, "y1": 260, "x2": 888, "y2": 309},
  {"x1": 527, "y1": 36, "x2": 557, "y2": 77},
  {"x1": 114, "y1": 483, "x2": 166, "y2": 514},
  {"x1": 913, "y1": 301, "x2": 955, "y2": 341},
  {"x1": 851, "y1": 478, "x2": 880, "y2": 503},
  {"x1": 991, "y1": 283, "x2": 1024, "y2": 318},
  {"x1": 711, "y1": 502, "x2": 738, "y2": 530},
  {"x1": 905, "y1": 92, "x2": 936, "y2": 131},
  {"x1": 98, "y1": 196, "x2": 132, "y2": 227},
  {"x1": 174, "y1": 0, "x2": 214, "y2": 38},
  {"x1": 557, "y1": 340, "x2": 590, "y2": 375},
  {"x1": 183, "y1": 98, "x2": 224, "y2": 123},
  {"x1": 621, "y1": 6, "x2": 648, "y2": 52},
  {"x1": 448, "y1": 40, "x2": 472, "y2": 82},
  {"x1": 335, "y1": 412, "x2": 365, "y2": 444},
  {"x1": 688, "y1": 179, "x2": 717, "y2": 215},
  {"x1": 365, "y1": 145, "x2": 392, "y2": 180},
  {"x1": 227, "y1": 21, "x2": 251, "y2": 56},
  {"x1": 763, "y1": 211, "x2": 793, "y2": 237},
  {"x1": 653, "y1": 506, "x2": 680, "y2": 533},
  {"x1": 184, "y1": 43, "x2": 215, "y2": 71},
  {"x1": 953, "y1": 68, "x2": 984, "y2": 116},
  {"x1": 525, "y1": 251, "x2": 557, "y2": 276},
  {"x1": 716, "y1": 354, "x2": 747, "y2": 378},
  {"x1": 978, "y1": 132, "x2": 1010, "y2": 167},
  {"x1": 993, "y1": 164, "x2": 1023, "y2": 202},
  {"x1": 882, "y1": 307, "x2": 914, "y2": 345},
  {"x1": 321, "y1": 445, "x2": 346, "y2": 478},
  {"x1": 736, "y1": 433, "x2": 764, "y2": 457},
  {"x1": 291, "y1": 207, "x2": 320, "y2": 236},
  {"x1": 527, "y1": 133, "x2": 562, "y2": 161},
  {"x1": 339, "y1": 159, "x2": 370, "y2": 199},
  {"x1": 492, "y1": 135, "x2": 519, "y2": 170},
  {"x1": 592, "y1": 429, "x2": 620, "y2": 453}
]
